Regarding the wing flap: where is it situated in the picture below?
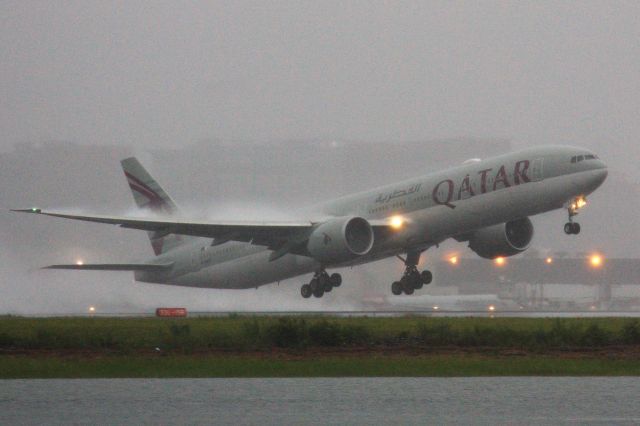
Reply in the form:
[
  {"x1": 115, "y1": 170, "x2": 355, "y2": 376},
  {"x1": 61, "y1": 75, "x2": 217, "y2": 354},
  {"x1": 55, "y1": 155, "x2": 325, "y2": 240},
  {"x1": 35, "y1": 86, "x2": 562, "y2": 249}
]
[{"x1": 43, "y1": 263, "x2": 174, "y2": 271}]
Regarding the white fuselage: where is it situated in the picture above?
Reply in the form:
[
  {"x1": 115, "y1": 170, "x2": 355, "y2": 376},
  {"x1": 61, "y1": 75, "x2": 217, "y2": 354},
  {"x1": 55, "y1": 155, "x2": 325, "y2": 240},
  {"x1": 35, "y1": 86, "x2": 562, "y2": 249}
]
[{"x1": 137, "y1": 145, "x2": 607, "y2": 289}]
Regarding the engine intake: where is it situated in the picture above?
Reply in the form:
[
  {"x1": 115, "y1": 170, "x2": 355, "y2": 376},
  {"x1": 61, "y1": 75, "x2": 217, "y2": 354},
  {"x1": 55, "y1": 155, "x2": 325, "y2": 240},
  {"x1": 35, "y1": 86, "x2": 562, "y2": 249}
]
[
  {"x1": 307, "y1": 216, "x2": 374, "y2": 264},
  {"x1": 468, "y1": 217, "x2": 534, "y2": 259}
]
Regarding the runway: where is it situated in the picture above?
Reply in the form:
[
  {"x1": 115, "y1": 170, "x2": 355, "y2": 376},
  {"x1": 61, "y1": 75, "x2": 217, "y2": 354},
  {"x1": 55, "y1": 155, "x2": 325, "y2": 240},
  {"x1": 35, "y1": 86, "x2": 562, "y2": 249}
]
[{"x1": 17, "y1": 310, "x2": 640, "y2": 318}]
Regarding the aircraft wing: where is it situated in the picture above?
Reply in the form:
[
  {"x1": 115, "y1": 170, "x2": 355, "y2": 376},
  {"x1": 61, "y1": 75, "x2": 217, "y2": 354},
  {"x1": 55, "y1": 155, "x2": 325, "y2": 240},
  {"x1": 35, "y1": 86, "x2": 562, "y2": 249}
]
[
  {"x1": 12, "y1": 208, "x2": 399, "y2": 260},
  {"x1": 11, "y1": 208, "x2": 317, "y2": 248},
  {"x1": 43, "y1": 263, "x2": 174, "y2": 271}
]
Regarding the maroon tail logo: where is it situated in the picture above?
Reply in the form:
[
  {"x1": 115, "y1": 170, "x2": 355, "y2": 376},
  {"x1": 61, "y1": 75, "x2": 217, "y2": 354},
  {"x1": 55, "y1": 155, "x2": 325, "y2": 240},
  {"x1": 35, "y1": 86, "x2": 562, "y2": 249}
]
[{"x1": 124, "y1": 172, "x2": 171, "y2": 213}]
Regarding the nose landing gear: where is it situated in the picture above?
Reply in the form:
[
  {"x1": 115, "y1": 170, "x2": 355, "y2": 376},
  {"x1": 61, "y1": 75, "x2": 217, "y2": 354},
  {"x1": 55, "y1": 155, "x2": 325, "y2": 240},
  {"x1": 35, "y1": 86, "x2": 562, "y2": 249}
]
[
  {"x1": 564, "y1": 196, "x2": 586, "y2": 235},
  {"x1": 564, "y1": 222, "x2": 581, "y2": 235},
  {"x1": 391, "y1": 251, "x2": 432, "y2": 296},
  {"x1": 300, "y1": 271, "x2": 342, "y2": 299}
]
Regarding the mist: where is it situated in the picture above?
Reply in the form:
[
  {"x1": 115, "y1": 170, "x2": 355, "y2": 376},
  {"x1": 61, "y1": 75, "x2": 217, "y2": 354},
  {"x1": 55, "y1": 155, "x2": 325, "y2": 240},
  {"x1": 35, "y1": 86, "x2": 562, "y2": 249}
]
[{"x1": 1, "y1": 2, "x2": 639, "y2": 314}]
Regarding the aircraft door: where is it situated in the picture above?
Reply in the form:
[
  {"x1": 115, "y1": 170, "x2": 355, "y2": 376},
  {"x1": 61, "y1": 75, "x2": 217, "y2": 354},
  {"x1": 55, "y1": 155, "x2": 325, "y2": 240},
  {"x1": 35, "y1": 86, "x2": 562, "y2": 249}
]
[
  {"x1": 191, "y1": 249, "x2": 202, "y2": 272},
  {"x1": 531, "y1": 158, "x2": 544, "y2": 182}
]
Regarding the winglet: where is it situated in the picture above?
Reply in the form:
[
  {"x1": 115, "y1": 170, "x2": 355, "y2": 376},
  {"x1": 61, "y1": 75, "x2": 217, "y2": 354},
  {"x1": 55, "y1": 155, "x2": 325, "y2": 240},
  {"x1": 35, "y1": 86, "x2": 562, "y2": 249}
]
[
  {"x1": 42, "y1": 262, "x2": 174, "y2": 271},
  {"x1": 11, "y1": 208, "x2": 42, "y2": 214}
]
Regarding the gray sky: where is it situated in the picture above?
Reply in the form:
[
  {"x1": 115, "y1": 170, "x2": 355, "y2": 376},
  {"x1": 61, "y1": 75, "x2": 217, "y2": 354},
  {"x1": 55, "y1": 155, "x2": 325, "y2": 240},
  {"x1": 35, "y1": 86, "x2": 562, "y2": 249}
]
[
  {"x1": 2, "y1": 1, "x2": 640, "y2": 314},
  {"x1": 2, "y1": 1, "x2": 639, "y2": 161}
]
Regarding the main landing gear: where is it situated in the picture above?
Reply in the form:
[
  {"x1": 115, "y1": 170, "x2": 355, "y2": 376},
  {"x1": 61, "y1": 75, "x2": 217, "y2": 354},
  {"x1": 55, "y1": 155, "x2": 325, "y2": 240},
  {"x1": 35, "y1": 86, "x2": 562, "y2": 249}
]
[
  {"x1": 300, "y1": 270, "x2": 342, "y2": 299},
  {"x1": 391, "y1": 251, "x2": 432, "y2": 296},
  {"x1": 564, "y1": 196, "x2": 586, "y2": 235}
]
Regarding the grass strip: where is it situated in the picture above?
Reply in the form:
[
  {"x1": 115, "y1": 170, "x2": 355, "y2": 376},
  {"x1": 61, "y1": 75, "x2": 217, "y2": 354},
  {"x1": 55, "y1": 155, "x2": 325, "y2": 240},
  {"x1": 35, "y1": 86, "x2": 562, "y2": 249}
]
[
  {"x1": 2, "y1": 316, "x2": 640, "y2": 378},
  {"x1": 2, "y1": 316, "x2": 640, "y2": 352}
]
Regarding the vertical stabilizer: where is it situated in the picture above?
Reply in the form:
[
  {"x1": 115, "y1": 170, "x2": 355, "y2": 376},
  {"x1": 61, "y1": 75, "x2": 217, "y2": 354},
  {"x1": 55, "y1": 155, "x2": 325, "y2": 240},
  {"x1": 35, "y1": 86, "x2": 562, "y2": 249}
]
[{"x1": 121, "y1": 157, "x2": 190, "y2": 255}]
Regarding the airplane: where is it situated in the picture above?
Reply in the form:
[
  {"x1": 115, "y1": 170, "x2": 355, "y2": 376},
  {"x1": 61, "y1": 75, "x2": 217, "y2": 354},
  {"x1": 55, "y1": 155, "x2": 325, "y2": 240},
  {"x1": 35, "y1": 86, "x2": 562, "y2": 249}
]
[{"x1": 12, "y1": 145, "x2": 607, "y2": 299}]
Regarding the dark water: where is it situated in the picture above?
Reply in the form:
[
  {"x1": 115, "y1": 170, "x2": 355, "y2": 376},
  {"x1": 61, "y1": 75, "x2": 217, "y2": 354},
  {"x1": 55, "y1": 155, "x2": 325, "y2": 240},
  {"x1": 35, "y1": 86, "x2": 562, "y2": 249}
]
[{"x1": 1, "y1": 378, "x2": 640, "y2": 425}]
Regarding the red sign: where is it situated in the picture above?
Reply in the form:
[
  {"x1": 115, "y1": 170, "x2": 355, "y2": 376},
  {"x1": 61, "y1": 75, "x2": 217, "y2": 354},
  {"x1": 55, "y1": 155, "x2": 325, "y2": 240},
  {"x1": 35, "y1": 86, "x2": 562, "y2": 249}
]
[{"x1": 155, "y1": 308, "x2": 187, "y2": 317}]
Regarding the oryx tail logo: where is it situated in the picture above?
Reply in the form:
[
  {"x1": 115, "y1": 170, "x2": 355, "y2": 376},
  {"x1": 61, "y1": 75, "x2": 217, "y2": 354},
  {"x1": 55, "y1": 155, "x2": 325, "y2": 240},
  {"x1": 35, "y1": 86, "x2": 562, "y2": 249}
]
[
  {"x1": 124, "y1": 171, "x2": 172, "y2": 214},
  {"x1": 124, "y1": 170, "x2": 176, "y2": 255}
]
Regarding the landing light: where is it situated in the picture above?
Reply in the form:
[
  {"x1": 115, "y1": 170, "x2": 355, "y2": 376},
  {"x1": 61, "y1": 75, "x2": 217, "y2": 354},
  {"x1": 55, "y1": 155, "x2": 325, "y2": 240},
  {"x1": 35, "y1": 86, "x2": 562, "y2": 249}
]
[
  {"x1": 389, "y1": 216, "x2": 404, "y2": 230},
  {"x1": 570, "y1": 197, "x2": 587, "y2": 212},
  {"x1": 88, "y1": 306, "x2": 96, "y2": 313},
  {"x1": 589, "y1": 254, "x2": 603, "y2": 268},
  {"x1": 577, "y1": 197, "x2": 587, "y2": 209},
  {"x1": 432, "y1": 306, "x2": 439, "y2": 311},
  {"x1": 494, "y1": 257, "x2": 506, "y2": 266},
  {"x1": 449, "y1": 256, "x2": 458, "y2": 265},
  {"x1": 488, "y1": 305, "x2": 496, "y2": 312},
  {"x1": 76, "y1": 259, "x2": 84, "y2": 266},
  {"x1": 545, "y1": 257, "x2": 553, "y2": 265}
]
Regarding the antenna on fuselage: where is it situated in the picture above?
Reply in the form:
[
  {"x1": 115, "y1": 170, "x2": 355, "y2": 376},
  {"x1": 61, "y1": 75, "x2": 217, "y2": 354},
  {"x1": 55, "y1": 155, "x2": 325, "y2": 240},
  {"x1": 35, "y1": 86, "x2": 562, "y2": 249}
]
[{"x1": 462, "y1": 158, "x2": 482, "y2": 165}]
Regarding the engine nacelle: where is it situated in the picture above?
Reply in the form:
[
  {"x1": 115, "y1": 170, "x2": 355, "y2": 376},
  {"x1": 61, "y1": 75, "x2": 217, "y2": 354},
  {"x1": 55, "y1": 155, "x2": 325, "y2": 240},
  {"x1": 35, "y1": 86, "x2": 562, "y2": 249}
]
[
  {"x1": 307, "y1": 216, "x2": 374, "y2": 264},
  {"x1": 468, "y1": 217, "x2": 534, "y2": 259}
]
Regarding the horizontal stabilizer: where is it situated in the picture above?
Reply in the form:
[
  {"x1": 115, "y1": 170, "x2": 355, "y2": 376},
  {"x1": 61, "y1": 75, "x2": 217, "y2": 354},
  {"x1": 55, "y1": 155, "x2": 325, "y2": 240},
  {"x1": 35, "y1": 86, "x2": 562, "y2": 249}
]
[{"x1": 43, "y1": 263, "x2": 173, "y2": 271}]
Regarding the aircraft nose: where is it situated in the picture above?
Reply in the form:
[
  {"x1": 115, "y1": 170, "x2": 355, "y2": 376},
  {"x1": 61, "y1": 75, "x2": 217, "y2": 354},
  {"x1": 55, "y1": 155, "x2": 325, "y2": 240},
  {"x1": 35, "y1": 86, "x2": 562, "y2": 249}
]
[
  {"x1": 589, "y1": 163, "x2": 608, "y2": 190},
  {"x1": 594, "y1": 167, "x2": 607, "y2": 184}
]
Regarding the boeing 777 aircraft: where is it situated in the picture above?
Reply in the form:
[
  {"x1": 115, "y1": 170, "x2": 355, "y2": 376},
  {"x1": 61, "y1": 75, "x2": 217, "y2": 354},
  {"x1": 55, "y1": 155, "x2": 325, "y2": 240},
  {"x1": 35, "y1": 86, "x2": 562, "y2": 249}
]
[{"x1": 13, "y1": 145, "x2": 607, "y2": 298}]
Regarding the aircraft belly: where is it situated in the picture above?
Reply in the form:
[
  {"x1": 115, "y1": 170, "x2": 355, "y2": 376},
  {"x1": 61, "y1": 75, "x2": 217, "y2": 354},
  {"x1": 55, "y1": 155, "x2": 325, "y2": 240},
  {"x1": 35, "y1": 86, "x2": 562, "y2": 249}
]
[
  {"x1": 173, "y1": 251, "x2": 317, "y2": 289},
  {"x1": 409, "y1": 198, "x2": 493, "y2": 243}
]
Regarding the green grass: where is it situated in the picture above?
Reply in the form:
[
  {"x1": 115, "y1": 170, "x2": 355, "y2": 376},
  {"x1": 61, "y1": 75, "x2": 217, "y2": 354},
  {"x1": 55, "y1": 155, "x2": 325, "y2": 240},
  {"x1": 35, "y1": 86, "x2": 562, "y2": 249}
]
[
  {"x1": 2, "y1": 316, "x2": 640, "y2": 377},
  {"x1": 2, "y1": 354, "x2": 640, "y2": 378},
  {"x1": 1, "y1": 315, "x2": 640, "y2": 352}
]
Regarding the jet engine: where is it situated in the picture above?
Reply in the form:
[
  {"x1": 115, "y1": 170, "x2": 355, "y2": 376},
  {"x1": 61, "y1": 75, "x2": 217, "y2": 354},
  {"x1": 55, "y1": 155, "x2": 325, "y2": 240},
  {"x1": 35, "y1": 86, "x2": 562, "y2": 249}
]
[
  {"x1": 468, "y1": 217, "x2": 534, "y2": 259},
  {"x1": 307, "y1": 216, "x2": 374, "y2": 264}
]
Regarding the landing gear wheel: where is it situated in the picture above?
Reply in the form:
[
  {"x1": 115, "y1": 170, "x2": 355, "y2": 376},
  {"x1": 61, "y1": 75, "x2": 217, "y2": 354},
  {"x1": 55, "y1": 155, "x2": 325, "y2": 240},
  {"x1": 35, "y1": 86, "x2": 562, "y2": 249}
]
[
  {"x1": 402, "y1": 279, "x2": 415, "y2": 295},
  {"x1": 330, "y1": 273, "x2": 342, "y2": 287},
  {"x1": 420, "y1": 270, "x2": 433, "y2": 285},
  {"x1": 393, "y1": 250, "x2": 431, "y2": 295},
  {"x1": 564, "y1": 223, "x2": 573, "y2": 235},
  {"x1": 565, "y1": 197, "x2": 586, "y2": 235},
  {"x1": 300, "y1": 284, "x2": 312, "y2": 298},
  {"x1": 572, "y1": 222, "x2": 581, "y2": 234},
  {"x1": 409, "y1": 272, "x2": 423, "y2": 289},
  {"x1": 564, "y1": 222, "x2": 581, "y2": 235},
  {"x1": 312, "y1": 286, "x2": 324, "y2": 298},
  {"x1": 309, "y1": 278, "x2": 320, "y2": 292},
  {"x1": 304, "y1": 270, "x2": 341, "y2": 298},
  {"x1": 400, "y1": 268, "x2": 422, "y2": 291},
  {"x1": 316, "y1": 274, "x2": 331, "y2": 292}
]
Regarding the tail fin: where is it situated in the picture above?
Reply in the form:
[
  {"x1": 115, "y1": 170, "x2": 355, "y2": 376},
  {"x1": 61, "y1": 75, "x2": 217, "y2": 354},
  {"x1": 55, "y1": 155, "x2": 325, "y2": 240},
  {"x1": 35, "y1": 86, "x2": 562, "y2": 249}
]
[
  {"x1": 121, "y1": 157, "x2": 190, "y2": 255},
  {"x1": 121, "y1": 157, "x2": 178, "y2": 215}
]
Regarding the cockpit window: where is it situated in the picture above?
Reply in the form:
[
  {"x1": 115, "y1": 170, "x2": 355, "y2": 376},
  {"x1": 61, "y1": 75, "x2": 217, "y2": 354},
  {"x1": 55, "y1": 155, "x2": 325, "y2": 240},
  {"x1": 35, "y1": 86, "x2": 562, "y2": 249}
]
[{"x1": 571, "y1": 154, "x2": 598, "y2": 164}]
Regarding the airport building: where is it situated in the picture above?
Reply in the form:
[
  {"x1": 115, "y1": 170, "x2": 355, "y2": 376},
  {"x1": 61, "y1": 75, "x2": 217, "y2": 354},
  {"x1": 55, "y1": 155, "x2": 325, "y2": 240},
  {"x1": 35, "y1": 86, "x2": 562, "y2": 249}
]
[{"x1": 431, "y1": 256, "x2": 640, "y2": 311}]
